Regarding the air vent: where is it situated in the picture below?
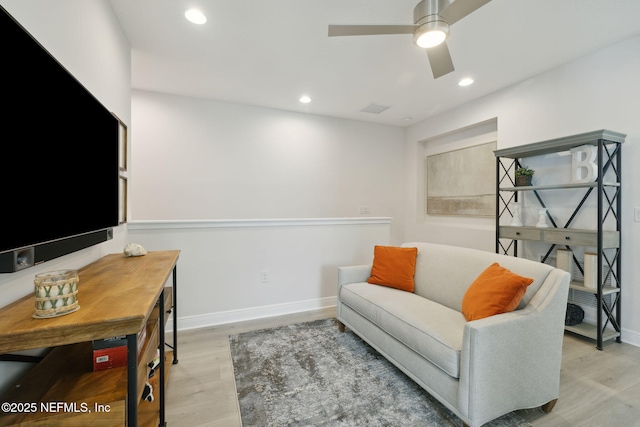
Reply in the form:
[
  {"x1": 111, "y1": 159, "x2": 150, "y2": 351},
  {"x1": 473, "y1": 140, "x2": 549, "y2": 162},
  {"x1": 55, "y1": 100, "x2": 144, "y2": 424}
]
[{"x1": 360, "y1": 103, "x2": 391, "y2": 114}]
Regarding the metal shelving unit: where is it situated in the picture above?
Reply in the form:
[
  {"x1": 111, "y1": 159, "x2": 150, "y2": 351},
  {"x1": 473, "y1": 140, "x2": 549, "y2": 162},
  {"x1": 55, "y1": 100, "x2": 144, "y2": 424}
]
[{"x1": 494, "y1": 130, "x2": 625, "y2": 350}]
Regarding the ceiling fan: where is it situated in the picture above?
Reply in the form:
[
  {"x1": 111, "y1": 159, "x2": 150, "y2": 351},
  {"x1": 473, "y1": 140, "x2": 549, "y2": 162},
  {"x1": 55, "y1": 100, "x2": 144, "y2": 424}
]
[{"x1": 328, "y1": 0, "x2": 491, "y2": 79}]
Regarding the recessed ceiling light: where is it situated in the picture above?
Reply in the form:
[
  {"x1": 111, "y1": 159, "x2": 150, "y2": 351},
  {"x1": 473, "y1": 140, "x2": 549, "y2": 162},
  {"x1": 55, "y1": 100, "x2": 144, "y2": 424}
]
[
  {"x1": 458, "y1": 77, "x2": 474, "y2": 87},
  {"x1": 299, "y1": 95, "x2": 311, "y2": 103},
  {"x1": 185, "y1": 9, "x2": 207, "y2": 25}
]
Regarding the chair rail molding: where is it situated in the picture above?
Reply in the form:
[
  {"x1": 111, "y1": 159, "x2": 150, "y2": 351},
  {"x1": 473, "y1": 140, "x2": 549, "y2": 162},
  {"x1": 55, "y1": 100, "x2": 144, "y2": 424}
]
[{"x1": 128, "y1": 217, "x2": 393, "y2": 230}]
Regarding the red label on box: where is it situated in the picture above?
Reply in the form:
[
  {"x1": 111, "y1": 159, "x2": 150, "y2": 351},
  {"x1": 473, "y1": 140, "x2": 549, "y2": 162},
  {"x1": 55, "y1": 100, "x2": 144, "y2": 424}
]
[
  {"x1": 93, "y1": 346, "x2": 127, "y2": 371},
  {"x1": 92, "y1": 328, "x2": 147, "y2": 371}
]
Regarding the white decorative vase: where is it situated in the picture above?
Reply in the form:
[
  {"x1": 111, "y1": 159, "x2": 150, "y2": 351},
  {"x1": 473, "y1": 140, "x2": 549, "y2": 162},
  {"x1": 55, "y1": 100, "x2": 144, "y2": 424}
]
[
  {"x1": 535, "y1": 208, "x2": 549, "y2": 227},
  {"x1": 556, "y1": 249, "x2": 573, "y2": 281},
  {"x1": 510, "y1": 202, "x2": 523, "y2": 227},
  {"x1": 583, "y1": 252, "x2": 598, "y2": 290}
]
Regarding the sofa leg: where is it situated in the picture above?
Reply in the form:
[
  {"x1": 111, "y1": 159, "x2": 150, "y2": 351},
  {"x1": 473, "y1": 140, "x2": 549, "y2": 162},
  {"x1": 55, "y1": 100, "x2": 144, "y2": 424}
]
[
  {"x1": 337, "y1": 321, "x2": 345, "y2": 332},
  {"x1": 541, "y1": 398, "x2": 558, "y2": 413},
  {"x1": 462, "y1": 423, "x2": 470, "y2": 427}
]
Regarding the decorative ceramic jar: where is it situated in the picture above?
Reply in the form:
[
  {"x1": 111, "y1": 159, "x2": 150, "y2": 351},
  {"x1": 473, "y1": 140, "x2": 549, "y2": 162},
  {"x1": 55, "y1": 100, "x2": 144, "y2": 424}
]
[
  {"x1": 510, "y1": 202, "x2": 523, "y2": 226},
  {"x1": 535, "y1": 208, "x2": 550, "y2": 227}
]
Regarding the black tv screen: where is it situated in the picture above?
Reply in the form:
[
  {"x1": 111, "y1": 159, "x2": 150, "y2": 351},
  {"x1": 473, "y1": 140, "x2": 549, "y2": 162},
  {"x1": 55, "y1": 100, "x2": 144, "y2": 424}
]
[{"x1": 0, "y1": 7, "x2": 119, "y2": 257}]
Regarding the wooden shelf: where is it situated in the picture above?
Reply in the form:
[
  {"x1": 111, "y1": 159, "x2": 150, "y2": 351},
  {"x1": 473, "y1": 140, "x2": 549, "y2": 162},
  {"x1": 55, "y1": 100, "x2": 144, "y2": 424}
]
[
  {"x1": 0, "y1": 251, "x2": 179, "y2": 426},
  {"x1": 1, "y1": 342, "x2": 124, "y2": 425},
  {"x1": 499, "y1": 181, "x2": 620, "y2": 192},
  {"x1": 493, "y1": 129, "x2": 626, "y2": 158},
  {"x1": 0, "y1": 251, "x2": 180, "y2": 353},
  {"x1": 499, "y1": 226, "x2": 620, "y2": 249},
  {"x1": 565, "y1": 322, "x2": 620, "y2": 342},
  {"x1": 569, "y1": 281, "x2": 620, "y2": 295}
]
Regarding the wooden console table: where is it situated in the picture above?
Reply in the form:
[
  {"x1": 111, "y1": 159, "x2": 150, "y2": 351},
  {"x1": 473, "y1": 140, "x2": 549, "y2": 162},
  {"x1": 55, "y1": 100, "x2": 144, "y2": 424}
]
[{"x1": 0, "y1": 250, "x2": 180, "y2": 426}]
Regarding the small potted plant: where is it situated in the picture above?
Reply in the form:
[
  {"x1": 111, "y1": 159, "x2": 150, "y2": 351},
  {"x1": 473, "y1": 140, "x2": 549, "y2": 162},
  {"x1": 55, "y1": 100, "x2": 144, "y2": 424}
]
[{"x1": 515, "y1": 166, "x2": 535, "y2": 186}]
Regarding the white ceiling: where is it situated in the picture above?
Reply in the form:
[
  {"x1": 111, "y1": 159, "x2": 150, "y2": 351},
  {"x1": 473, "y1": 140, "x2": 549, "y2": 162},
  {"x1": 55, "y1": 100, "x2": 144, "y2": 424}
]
[{"x1": 108, "y1": 0, "x2": 640, "y2": 127}]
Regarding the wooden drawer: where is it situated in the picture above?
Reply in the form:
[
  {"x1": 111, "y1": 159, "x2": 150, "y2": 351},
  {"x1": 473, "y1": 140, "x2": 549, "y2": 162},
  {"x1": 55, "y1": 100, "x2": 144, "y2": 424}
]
[
  {"x1": 543, "y1": 229, "x2": 620, "y2": 248},
  {"x1": 499, "y1": 226, "x2": 542, "y2": 241}
]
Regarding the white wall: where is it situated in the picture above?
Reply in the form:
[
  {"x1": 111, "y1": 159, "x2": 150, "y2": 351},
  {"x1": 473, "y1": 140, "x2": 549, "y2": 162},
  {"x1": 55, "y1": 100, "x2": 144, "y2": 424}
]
[
  {"x1": 0, "y1": 0, "x2": 131, "y2": 393},
  {"x1": 129, "y1": 90, "x2": 406, "y2": 328},
  {"x1": 130, "y1": 90, "x2": 406, "y2": 242},
  {"x1": 128, "y1": 218, "x2": 390, "y2": 329},
  {"x1": 408, "y1": 119, "x2": 498, "y2": 251},
  {"x1": 405, "y1": 35, "x2": 640, "y2": 345}
]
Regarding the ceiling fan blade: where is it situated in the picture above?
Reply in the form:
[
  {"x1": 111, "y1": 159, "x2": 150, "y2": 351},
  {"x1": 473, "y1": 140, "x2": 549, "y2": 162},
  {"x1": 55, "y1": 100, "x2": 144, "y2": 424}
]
[
  {"x1": 328, "y1": 25, "x2": 416, "y2": 37},
  {"x1": 426, "y1": 42, "x2": 455, "y2": 79},
  {"x1": 440, "y1": 0, "x2": 491, "y2": 25}
]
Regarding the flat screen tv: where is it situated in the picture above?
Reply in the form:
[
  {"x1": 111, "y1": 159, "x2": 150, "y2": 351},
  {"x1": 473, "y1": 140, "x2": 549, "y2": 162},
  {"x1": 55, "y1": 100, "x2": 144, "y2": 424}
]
[{"x1": 0, "y1": 6, "x2": 119, "y2": 272}]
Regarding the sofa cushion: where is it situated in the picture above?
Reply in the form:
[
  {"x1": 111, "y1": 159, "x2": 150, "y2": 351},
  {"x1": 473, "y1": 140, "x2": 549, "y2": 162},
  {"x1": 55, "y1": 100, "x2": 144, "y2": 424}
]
[
  {"x1": 461, "y1": 262, "x2": 534, "y2": 321},
  {"x1": 340, "y1": 282, "x2": 466, "y2": 378},
  {"x1": 402, "y1": 242, "x2": 553, "y2": 312},
  {"x1": 367, "y1": 245, "x2": 418, "y2": 292}
]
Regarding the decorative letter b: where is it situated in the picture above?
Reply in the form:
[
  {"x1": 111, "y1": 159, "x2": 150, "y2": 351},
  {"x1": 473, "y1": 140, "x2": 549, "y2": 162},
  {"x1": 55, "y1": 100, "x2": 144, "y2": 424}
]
[{"x1": 570, "y1": 144, "x2": 598, "y2": 183}]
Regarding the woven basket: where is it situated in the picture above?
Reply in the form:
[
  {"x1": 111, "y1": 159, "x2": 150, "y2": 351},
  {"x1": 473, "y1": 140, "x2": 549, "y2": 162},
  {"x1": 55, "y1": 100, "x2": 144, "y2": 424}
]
[{"x1": 33, "y1": 270, "x2": 80, "y2": 318}]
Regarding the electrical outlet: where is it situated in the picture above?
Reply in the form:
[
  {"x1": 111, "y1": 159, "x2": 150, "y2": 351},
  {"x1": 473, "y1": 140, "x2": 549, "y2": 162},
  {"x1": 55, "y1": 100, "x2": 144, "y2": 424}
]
[
  {"x1": 261, "y1": 270, "x2": 269, "y2": 283},
  {"x1": 635, "y1": 207, "x2": 640, "y2": 222}
]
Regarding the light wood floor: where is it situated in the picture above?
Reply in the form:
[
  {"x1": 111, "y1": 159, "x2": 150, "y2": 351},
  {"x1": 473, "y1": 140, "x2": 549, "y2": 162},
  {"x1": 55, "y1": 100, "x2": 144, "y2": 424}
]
[{"x1": 165, "y1": 308, "x2": 640, "y2": 427}]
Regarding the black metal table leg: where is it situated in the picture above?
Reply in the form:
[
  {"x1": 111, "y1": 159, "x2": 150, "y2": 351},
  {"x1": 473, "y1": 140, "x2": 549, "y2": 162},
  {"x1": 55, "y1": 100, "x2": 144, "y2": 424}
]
[
  {"x1": 159, "y1": 289, "x2": 167, "y2": 426},
  {"x1": 172, "y1": 265, "x2": 178, "y2": 364},
  {"x1": 126, "y1": 333, "x2": 138, "y2": 426}
]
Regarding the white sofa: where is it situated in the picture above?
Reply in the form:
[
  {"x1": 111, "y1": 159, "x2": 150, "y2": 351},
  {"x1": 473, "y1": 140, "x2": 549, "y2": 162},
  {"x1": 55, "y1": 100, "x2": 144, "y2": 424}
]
[{"x1": 337, "y1": 242, "x2": 570, "y2": 427}]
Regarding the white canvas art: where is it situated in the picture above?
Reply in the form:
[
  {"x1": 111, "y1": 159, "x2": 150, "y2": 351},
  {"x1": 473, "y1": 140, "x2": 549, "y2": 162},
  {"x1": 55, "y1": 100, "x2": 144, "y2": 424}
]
[{"x1": 426, "y1": 142, "x2": 497, "y2": 217}]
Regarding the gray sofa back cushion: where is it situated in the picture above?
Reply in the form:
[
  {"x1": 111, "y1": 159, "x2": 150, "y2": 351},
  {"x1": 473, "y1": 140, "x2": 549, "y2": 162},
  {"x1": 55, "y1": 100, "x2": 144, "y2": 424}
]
[{"x1": 402, "y1": 242, "x2": 554, "y2": 313}]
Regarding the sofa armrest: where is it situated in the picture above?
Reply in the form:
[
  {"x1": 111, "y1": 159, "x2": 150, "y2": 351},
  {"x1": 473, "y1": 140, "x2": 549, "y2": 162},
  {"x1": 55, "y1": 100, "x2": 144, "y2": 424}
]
[
  {"x1": 458, "y1": 268, "x2": 569, "y2": 427},
  {"x1": 338, "y1": 264, "x2": 372, "y2": 288},
  {"x1": 337, "y1": 265, "x2": 372, "y2": 320}
]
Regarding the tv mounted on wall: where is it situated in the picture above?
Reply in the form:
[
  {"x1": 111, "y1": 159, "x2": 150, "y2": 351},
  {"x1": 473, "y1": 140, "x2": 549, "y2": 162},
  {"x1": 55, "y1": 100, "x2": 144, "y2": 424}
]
[{"x1": 0, "y1": 6, "x2": 119, "y2": 273}]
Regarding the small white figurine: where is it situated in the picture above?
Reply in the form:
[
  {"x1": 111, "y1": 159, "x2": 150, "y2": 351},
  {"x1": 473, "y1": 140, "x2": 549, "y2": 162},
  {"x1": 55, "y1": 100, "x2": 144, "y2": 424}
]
[
  {"x1": 510, "y1": 202, "x2": 523, "y2": 227},
  {"x1": 536, "y1": 208, "x2": 550, "y2": 228}
]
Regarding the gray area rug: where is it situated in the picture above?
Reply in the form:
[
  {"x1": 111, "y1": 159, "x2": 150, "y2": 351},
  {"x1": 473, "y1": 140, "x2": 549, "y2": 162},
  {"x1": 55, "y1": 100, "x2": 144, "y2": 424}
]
[{"x1": 230, "y1": 318, "x2": 532, "y2": 427}]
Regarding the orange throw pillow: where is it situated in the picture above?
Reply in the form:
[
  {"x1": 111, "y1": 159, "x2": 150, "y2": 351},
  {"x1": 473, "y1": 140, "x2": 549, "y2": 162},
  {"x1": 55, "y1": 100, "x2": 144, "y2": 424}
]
[
  {"x1": 461, "y1": 262, "x2": 534, "y2": 321},
  {"x1": 367, "y1": 246, "x2": 418, "y2": 292}
]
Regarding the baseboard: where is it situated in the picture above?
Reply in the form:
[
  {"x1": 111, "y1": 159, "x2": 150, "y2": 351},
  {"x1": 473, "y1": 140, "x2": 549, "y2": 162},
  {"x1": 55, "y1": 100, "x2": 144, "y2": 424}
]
[
  {"x1": 579, "y1": 307, "x2": 640, "y2": 348},
  {"x1": 166, "y1": 297, "x2": 337, "y2": 331},
  {"x1": 621, "y1": 328, "x2": 640, "y2": 348}
]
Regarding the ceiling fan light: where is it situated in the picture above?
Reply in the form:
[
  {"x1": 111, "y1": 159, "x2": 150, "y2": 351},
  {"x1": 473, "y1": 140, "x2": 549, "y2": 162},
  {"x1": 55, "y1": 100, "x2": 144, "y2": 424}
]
[
  {"x1": 416, "y1": 30, "x2": 446, "y2": 48},
  {"x1": 413, "y1": 20, "x2": 449, "y2": 48}
]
